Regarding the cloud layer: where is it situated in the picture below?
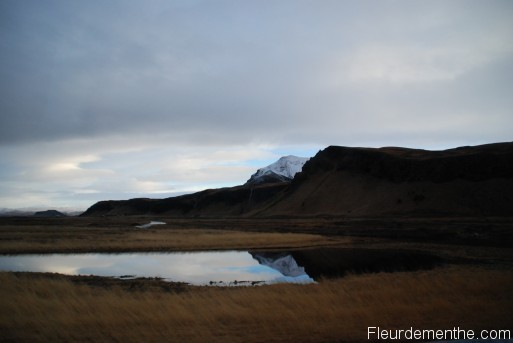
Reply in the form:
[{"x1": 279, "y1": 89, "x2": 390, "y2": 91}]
[{"x1": 1, "y1": 0, "x2": 512, "y2": 209}]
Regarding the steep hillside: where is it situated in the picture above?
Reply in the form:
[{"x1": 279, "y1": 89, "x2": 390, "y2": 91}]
[
  {"x1": 81, "y1": 183, "x2": 288, "y2": 217},
  {"x1": 256, "y1": 142, "x2": 513, "y2": 217}
]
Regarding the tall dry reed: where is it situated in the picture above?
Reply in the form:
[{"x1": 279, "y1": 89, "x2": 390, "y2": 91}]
[{"x1": 1, "y1": 266, "x2": 512, "y2": 342}]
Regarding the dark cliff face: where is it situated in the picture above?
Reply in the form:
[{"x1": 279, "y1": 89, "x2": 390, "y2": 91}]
[
  {"x1": 82, "y1": 142, "x2": 513, "y2": 217},
  {"x1": 266, "y1": 142, "x2": 513, "y2": 217},
  {"x1": 295, "y1": 142, "x2": 513, "y2": 184}
]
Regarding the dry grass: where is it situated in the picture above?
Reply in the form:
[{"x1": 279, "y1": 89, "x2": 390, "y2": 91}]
[
  {"x1": 1, "y1": 217, "x2": 512, "y2": 342},
  {"x1": 0, "y1": 218, "x2": 346, "y2": 254},
  {"x1": 1, "y1": 266, "x2": 512, "y2": 342}
]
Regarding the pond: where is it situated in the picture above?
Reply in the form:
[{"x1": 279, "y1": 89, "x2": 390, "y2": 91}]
[
  {"x1": 0, "y1": 248, "x2": 443, "y2": 286},
  {"x1": 0, "y1": 251, "x2": 314, "y2": 286}
]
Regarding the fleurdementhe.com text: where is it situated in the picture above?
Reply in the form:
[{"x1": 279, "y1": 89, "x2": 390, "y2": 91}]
[{"x1": 368, "y1": 326, "x2": 511, "y2": 341}]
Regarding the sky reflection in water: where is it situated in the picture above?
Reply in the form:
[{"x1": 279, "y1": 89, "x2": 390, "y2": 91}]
[{"x1": 0, "y1": 251, "x2": 314, "y2": 285}]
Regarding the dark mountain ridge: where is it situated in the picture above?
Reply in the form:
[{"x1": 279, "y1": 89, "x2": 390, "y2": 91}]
[
  {"x1": 82, "y1": 182, "x2": 288, "y2": 217},
  {"x1": 82, "y1": 142, "x2": 513, "y2": 218},
  {"x1": 298, "y1": 142, "x2": 513, "y2": 183}
]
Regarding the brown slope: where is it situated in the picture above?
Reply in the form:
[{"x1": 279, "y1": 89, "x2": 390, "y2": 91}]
[
  {"x1": 252, "y1": 142, "x2": 513, "y2": 217},
  {"x1": 81, "y1": 182, "x2": 288, "y2": 217}
]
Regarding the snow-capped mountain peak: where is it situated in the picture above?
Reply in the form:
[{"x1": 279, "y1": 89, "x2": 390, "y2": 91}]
[{"x1": 246, "y1": 155, "x2": 309, "y2": 185}]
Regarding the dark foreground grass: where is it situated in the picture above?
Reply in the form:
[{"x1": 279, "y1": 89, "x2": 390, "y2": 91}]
[{"x1": 1, "y1": 266, "x2": 512, "y2": 342}]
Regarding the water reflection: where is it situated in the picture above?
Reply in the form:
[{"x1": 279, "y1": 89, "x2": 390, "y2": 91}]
[
  {"x1": 0, "y1": 251, "x2": 314, "y2": 285},
  {"x1": 251, "y1": 252, "x2": 314, "y2": 283},
  {"x1": 135, "y1": 221, "x2": 166, "y2": 229}
]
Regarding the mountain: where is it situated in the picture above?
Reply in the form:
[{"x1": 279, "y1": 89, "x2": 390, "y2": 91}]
[
  {"x1": 82, "y1": 142, "x2": 513, "y2": 218},
  {"x1": 81, "y1": 155, "x2": 304, "y2": 217},
  {"x1": 246, "y1": 156, "x2": 309, "y2": 185},
  {"x1": 256, "y1": 142, "x2": 513, "y2": 217},
  {"x1": 0, "y1": 208, "x2": 34, "y2": 217},
  {"x1": 0, "y1": 208, "x2": 81, "y2": 217}
]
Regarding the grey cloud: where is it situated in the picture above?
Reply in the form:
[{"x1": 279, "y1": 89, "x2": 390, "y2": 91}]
[
  {"x1": 1, "y1": 0, "x2": 513, "y2": 208},
  {"x1": 0, "y1": 2, "x2": 412, "y2": 142},
  {"x1": 2, "y1": 1, "x2": 512, "y2": 146}
]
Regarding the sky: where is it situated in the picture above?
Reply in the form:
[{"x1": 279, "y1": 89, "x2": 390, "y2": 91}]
[{"x1": 1, "y1": 0, "x2": 512, "y2": 210}]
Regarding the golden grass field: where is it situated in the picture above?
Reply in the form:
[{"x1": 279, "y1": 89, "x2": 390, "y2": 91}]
[
  {"x1": 1, "y1": 216, "x2": 512, "y2": 342},
  {"x1": 0, "y1": 217, "x2": 350, "y2": 254},
  {"x1": 1, "y1": 267, "x2": 512, "y2": 342}
]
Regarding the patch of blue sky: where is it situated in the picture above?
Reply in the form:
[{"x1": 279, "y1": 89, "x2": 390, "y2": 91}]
[
  {"x1": 242, "y1": 159, "x2": 276, "y2": 168},
  {"x1": 270, "y1": 146, "x2": 321, "y2": 159}
]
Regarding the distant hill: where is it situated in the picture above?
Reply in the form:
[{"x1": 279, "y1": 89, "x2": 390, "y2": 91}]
[
  {"x1": 33, "y1": 210, "x2": 67, "y2": 217},
  {"x1": 0, "y1": 209, "x2": 35, "y2": 217},
  {"x1": 82, "y1": 142, "x2": 513, "y2": 218}
]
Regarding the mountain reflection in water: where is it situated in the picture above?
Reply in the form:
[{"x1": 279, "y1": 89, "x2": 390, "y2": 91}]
[
  {"x1": 0, "y1": 248, "x2": 442, "y2": 285},
  {"x1": 0, "y1": 251, "x2": 314, "y2": 286},
  {"x1": 250, "y1": 252, "x2": 314, "y2": 283}
]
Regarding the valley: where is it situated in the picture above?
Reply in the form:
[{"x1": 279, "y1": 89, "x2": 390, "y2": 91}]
[{"x1": 1, "y1": 142, "x2": 512, "y2": 342}]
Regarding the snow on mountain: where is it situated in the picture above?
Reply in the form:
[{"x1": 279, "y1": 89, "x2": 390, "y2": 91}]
[{"x1": 246, "y1": 155, "x2": 310, "y2": 185}]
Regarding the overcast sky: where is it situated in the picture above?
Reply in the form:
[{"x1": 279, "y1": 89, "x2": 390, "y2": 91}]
[{"x1": 1, "y1": 0, "x2": 512, "y2": 210}]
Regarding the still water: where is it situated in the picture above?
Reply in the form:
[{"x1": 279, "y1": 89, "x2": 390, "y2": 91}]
[{"x1": 0, "y1": 251, "x2": 314, "y2": 285}]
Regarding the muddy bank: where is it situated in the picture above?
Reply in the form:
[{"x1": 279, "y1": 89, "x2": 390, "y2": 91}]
[{"x1": 9, "y1": 272, "x2": 192, "y2": 293}]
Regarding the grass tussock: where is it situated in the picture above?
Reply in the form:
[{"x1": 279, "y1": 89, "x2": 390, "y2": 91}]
[{"x1": 1, "y1": 266, "x2": 512, "y2": 342}]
